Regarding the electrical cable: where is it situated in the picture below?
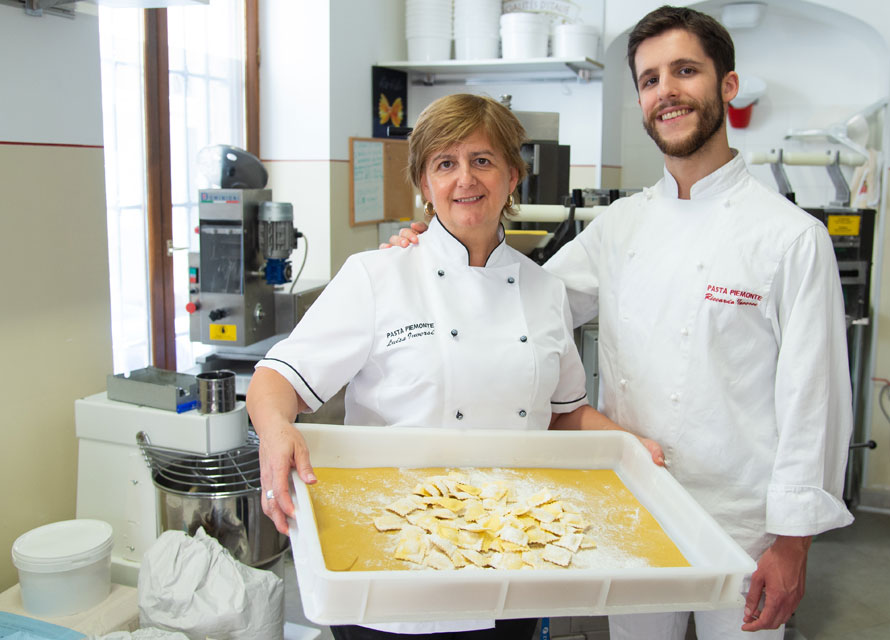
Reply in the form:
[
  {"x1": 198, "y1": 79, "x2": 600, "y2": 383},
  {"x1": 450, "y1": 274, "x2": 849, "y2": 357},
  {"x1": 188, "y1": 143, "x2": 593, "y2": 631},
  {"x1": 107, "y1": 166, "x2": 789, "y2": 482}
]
[
  {"x1": 289, "y1": 234, "x2": 309, "y2": 293},
  {"x1": 871, "y1": 378, "x2": 890, "y2": 424},
  {"x1": 880, "y1": 383, "x2": 890, "y2": 426}
]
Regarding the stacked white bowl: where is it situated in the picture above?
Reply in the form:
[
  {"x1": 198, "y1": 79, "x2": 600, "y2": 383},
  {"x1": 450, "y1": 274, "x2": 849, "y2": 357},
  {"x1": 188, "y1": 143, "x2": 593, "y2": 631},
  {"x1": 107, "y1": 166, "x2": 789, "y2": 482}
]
[
  {"x1": 454, "y1": 0, "x2": 500, "y2": 60},
  {"x1": 406, "y1": 0, "x2": 453, "y2": 62},
  {"x1": 500, "y1": 11, "x2": 550, "y2": 60}
]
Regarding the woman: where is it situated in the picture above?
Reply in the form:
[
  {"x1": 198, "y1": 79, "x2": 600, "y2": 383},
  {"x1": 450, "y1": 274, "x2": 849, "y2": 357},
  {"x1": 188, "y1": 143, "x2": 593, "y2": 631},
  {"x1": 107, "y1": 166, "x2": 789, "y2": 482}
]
[{"x1": 247, "y1": 94, "x2": 662, "y2": 640}]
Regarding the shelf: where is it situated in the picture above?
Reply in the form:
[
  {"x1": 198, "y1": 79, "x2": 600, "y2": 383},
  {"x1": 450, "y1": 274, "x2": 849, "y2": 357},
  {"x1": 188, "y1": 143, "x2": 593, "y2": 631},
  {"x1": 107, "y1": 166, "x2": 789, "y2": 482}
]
[{"x1": 376, "y1": 57, "x2": 604, "y2": 85}]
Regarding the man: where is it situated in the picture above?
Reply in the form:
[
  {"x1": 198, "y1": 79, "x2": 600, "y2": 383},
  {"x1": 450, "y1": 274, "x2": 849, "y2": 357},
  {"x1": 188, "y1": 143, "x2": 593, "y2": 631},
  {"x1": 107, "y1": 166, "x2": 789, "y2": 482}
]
[{"x1": 389, "y1": 6, "x2": 853, "y2": 638}]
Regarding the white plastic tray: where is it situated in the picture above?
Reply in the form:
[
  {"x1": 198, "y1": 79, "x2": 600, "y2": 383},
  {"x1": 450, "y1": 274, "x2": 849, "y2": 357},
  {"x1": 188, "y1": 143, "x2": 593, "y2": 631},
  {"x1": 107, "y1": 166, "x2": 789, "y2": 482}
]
[{"x1": 287, "y1": 425, "x2": 755, "y2": 625}]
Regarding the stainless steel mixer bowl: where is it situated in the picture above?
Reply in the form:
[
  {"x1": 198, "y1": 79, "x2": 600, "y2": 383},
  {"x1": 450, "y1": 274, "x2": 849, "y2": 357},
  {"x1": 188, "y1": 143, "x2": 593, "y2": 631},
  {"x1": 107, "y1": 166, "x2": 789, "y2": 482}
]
[
  {"x1": 155, "y1": 484, "x2": 288, "y2": 568},
  {"x1": 151, "y1": 451, "x2": 289, "y2": 568}
]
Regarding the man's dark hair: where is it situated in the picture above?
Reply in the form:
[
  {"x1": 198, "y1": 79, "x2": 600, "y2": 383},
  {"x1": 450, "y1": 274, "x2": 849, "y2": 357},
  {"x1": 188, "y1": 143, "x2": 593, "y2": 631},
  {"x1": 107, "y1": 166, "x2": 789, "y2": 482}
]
[{"x1": 627, "y1": 5, "x2": 735, "y2": 89}]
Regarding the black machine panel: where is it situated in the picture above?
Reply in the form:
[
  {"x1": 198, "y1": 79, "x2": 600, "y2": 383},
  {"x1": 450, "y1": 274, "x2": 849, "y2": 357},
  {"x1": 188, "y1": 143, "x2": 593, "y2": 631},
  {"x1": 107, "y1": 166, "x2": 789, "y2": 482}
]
[{"x1": 804, "y1": 207, "x2": 876, "y2": 321}]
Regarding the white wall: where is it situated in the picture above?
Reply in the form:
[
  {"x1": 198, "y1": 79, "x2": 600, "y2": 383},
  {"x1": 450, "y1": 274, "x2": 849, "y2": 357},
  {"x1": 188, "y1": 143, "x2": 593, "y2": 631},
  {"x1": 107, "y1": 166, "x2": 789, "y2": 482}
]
[
  {"x1": 0, "y1": 2, "x2": 112, "y2": 590},
  {"x1": 260, "y1": 0, "x2": 331, "y2": 161},
  {"x1": 329, "y1": 0, "x2": 405, "y2": 160},
  {"x1": 259, "y1": 0, "x2": 333, "y2": 281},
  {"x1": 0, "y1": 4, "x2": 103, "y2": 145},
  {"x1": 260, "y1": 0, "x2": 404, "y2": 280},
  {"x1": 600, "y1": 0, "x2": 890, "y2": 49}
]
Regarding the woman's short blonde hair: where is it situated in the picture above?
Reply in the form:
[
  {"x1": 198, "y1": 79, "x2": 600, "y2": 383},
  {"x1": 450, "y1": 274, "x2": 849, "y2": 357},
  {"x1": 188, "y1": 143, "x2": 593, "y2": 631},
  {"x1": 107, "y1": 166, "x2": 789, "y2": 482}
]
[{"x1": 408, "y1": 94, "x2": 527, "y2": 216}]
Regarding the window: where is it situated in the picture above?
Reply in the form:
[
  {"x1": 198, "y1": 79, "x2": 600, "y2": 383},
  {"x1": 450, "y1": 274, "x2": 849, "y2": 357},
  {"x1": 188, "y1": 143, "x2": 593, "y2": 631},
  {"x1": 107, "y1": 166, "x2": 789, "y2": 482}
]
[
  {"x1": 167, "y1": 2, "x2": 247, "y2": 368},
  {"x1": 99, "y1": 10, "x2": 150, "y2": 373},
  {"x1": 99, "y1": 0, "x2": 251, "y2": 373}
]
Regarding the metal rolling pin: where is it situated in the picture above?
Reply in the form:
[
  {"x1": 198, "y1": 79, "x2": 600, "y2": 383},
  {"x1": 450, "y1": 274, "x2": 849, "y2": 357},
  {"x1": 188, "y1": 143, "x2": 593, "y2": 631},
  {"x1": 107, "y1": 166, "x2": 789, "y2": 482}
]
[
  {"x1": 747, "y1": 150, "x2": 866, "y2": 167},
  {"x1": 511, "y1": 204, "x2": 607, "y2": 223}
]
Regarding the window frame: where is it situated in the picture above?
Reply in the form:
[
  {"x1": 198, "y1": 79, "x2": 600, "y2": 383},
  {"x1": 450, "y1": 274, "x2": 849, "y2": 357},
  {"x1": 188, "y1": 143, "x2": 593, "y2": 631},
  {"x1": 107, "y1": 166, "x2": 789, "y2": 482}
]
[{"x1": 143, "y1": 3, "x2": 258, "y2": 369}]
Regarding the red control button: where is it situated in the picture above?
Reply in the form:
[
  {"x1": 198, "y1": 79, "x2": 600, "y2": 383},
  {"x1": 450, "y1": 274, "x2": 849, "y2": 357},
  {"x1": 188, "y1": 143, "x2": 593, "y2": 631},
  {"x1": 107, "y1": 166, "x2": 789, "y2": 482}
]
[{"x1": 186, "y1": 302, "x2": 198, "y2": 314}]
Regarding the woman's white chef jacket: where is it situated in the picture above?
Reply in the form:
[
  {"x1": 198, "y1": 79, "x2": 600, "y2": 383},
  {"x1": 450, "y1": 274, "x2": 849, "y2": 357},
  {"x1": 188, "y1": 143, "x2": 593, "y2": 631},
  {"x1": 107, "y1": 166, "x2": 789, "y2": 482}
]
[
  {"x1": 257, "y1": 216, "x2": 588, "y2": 635},
  {"x1": 545, "y1": 153, "x2": 854, "y2": 558},
  {"x1": 259, "y1": 215, "x2": 588, "y2": 429}
]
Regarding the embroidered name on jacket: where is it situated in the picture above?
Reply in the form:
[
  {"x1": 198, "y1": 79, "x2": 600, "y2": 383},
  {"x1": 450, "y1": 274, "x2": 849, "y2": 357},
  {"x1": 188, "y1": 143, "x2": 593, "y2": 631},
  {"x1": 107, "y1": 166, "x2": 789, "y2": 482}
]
[
  {"x1": 385, "y1": 322, "x2": 436, "y2": 347},
  {"x1": 704, "y1": 284, "x2": 763, "y2": 307}
]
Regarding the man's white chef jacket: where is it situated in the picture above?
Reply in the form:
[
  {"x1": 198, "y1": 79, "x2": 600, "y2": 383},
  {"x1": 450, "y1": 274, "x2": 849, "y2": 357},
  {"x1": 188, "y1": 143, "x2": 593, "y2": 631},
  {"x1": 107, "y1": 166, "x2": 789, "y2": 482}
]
[
  {"x1": 545, "y1": 153, "x2": 854, "y2": 557},
  {"x1": 257, "y1": 216, "x2": 588, "y2": 635}
]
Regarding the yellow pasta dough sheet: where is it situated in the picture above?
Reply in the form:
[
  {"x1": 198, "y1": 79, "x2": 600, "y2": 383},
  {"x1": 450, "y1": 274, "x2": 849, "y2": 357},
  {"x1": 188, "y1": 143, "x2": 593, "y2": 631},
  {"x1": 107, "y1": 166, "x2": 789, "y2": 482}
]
[{"x1": 307, "y1": 467, "x2": 689, "y2": 572}]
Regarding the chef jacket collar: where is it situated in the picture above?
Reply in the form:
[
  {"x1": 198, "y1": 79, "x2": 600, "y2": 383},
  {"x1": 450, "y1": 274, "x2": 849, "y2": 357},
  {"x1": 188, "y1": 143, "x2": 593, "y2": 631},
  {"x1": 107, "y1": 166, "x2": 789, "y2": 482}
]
[
  {"x1": 660, "y1": 149, "x2": 744, "y2": 200},
  {"x1": 424, "y1": 215, "x2": 511, "y2": 268}
]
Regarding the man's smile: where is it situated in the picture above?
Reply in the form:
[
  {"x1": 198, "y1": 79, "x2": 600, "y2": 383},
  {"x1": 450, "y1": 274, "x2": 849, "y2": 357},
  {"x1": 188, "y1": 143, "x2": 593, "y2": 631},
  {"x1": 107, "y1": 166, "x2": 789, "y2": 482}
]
[{"x1": 660, "y1": 108, "x2": 692, "y2": 121}]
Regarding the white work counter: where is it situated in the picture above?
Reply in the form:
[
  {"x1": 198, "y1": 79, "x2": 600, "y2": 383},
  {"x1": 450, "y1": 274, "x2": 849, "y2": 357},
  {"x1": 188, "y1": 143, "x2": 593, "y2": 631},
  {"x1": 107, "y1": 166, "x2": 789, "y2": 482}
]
[{"x1": 0, "y1": 583, "x2": 139, "y2": 636}]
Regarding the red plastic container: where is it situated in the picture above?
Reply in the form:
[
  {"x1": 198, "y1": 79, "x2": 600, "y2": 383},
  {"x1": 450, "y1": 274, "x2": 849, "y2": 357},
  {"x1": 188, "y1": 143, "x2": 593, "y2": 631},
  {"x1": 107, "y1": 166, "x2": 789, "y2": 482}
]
[{"x1": 728, "y1": 103, "x2": 754, "y2": 128}]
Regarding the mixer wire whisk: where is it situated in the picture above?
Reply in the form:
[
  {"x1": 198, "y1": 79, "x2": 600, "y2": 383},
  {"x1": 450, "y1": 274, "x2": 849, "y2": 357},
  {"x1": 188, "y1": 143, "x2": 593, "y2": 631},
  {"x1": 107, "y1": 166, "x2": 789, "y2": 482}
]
[{"x1": 136, "y1": 431, "x2": 261, "y2": 495}]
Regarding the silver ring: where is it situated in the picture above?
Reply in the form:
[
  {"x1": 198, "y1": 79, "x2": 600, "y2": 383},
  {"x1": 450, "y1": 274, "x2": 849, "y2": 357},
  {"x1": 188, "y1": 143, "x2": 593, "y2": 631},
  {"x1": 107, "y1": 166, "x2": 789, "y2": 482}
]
[{"x1": 265, "y1": 489, "x2": 275, "y2": 500}]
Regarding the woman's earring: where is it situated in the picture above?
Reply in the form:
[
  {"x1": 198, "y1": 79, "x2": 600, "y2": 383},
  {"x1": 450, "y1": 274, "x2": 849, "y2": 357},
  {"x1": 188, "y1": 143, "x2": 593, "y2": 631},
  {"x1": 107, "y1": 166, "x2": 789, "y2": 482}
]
[
  {"x1": 505, "y1": 194, "x2": 514, "y2": 209},
  {"x1": 424, "y1": 201, "x2": 436, "y2": 217}
]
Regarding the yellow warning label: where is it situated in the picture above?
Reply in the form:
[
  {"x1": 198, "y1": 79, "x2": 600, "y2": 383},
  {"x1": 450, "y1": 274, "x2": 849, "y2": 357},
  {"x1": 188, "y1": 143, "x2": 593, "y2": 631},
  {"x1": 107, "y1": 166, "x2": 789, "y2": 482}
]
[
  {"x1": 209, "y1": 324, "x2": 237, "y2": 341},
  {"x1": 827, "y1": 215, "x2": 860, "y2": 236}
]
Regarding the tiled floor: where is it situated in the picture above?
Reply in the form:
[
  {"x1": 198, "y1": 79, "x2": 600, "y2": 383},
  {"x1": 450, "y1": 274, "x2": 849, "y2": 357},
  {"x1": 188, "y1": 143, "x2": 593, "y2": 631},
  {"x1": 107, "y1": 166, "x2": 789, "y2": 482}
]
[
  {"x1": 283, "y1": 508, "x2": 890, "y2": 639},
  {"x1": 791, "y1": 508, "x2": 890, "y2": 639}
]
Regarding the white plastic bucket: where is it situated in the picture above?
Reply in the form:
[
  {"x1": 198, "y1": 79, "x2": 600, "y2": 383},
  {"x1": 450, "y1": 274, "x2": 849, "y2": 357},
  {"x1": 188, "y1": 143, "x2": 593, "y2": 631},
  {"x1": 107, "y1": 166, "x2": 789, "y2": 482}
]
[
  {"x1": 455, "y1": 37, "x2": 499, "y2": 60},
  {"x1": 500, "y1": 12, "x2": 550, "y2": 59},
  {"x1": 553, "y1": 23, "x2": 600, "y2": 59},
  {"x1": 407, "y1": 36, "x2": 452, "y2": 61},
  {"x1": 12, "y1": 519, "x2": 113, "y2": 617},
  {"x1": 500, "y1": 10, "x2": 551, "y2": 28},
  {"x1": 405, "y1": 0, "x2": 453, "y2": 41},
  {"x1": 454, "y1": 0, "x2": 500, "y2": 38},
  {"x1": 502, "y1": 0, "x2": 582, "y2": 25}
]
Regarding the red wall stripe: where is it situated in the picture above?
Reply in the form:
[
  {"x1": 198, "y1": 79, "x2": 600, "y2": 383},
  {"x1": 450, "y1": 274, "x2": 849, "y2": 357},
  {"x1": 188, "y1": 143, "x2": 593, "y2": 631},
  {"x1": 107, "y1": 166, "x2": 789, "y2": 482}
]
[{"x1": 0, "y1": 141, "x2": 104, "y2": 149}]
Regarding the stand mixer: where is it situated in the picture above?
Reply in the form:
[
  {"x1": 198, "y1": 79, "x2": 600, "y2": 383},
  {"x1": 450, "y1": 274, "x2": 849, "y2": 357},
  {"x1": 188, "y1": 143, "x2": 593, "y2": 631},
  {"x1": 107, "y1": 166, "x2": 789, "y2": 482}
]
[{"x1": 75, "y1": 368, "x2": 288, "y2": 586}]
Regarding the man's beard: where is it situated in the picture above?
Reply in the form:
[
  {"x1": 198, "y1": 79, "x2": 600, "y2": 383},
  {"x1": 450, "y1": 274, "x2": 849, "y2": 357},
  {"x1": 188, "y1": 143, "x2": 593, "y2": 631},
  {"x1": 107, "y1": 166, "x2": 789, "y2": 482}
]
[{"x1": 643, "y1": 89, "x2": 725, "y2": 158}]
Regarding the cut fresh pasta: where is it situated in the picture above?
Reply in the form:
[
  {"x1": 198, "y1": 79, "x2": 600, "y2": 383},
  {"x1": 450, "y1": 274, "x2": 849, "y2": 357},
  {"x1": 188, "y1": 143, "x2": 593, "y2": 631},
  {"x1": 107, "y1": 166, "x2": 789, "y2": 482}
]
[
  {"x1": 542, "y1": 543, "x2": 573, "y2": 567},
  {"x1": 387, "y1": 497, "x2": 423, "y2": 517},
  {"x1": 424, "y1": 549, "x2": 454, "y2": 570},
  {"x1": 375, "y1": 472, "x2": 596, "y2": 570},
  {"x1": 373, "y1": 513, "x2": 404, "y2": 532},
  {"x1": 553, "y1": 532, "x2": 584, "y2": 553}
]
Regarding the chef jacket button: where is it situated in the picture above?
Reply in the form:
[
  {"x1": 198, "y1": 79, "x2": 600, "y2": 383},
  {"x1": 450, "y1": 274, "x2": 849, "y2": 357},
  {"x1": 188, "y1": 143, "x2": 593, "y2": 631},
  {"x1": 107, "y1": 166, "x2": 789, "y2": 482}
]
[
  {"x1": 437, "y1": 269, "x2": 445, "y2": 277},
  {"x1": 456, "y1": 411, "x2": 463, "y2": 420},
  {"x1": 619, "y1": 379, "x2": 628, "y2": 387},
  {"x1": 519, "y1": 335, "x2": 527, "y2": 342},
  {"x1": 681, "y1": 328, "x2": 689, "y2": 336},
  {"x1": 518, "y1": 410, "x2": 527, "y2": 417},
  {"x1": 507, "y1": 276, "x2": 515, "y2": 284},
  {"x1": 451, "y1": 329, "x2": 458, "y2": 337},
  {"x1": 670, "y1": 393, "x2": 679, "y2": 402},
  {"x1": 724, "y1": 199, "x2": 731, "y2": 208},
  {"x1": 628, "y1": 250, "x2": 635, "y2": 258},
  {"x1": 697, "y1": 263, "x2": 704, "y2": 270}
]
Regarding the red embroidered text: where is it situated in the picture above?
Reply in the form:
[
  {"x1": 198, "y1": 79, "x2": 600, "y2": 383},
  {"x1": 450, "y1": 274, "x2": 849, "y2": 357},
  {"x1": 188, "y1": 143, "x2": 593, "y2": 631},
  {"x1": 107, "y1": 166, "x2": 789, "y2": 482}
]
[{"x1": 705, "y1": 284, "x2": 762, "y2": 307}]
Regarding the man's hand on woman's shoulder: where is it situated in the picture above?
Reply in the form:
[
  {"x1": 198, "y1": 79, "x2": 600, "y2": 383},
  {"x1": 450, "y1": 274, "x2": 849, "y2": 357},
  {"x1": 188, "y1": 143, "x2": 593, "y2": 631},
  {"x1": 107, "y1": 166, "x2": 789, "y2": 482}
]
[{"x1": 379, "y1": 221, "x2": 429, "y2": 249}]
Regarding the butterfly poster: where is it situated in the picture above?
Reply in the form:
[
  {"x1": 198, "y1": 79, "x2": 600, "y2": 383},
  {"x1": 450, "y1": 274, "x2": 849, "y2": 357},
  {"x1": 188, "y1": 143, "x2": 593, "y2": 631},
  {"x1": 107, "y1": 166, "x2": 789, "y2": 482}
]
[{"x1": 372, "y1": 66, "x2": 407, "y2": 139}]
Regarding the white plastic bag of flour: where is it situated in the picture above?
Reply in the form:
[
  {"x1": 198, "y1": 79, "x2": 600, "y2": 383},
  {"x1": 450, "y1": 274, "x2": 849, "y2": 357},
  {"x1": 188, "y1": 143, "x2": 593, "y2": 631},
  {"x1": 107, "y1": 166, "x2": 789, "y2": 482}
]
[{"x1": 138, "y1": 528, "x2": 284, "y2": 640}]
